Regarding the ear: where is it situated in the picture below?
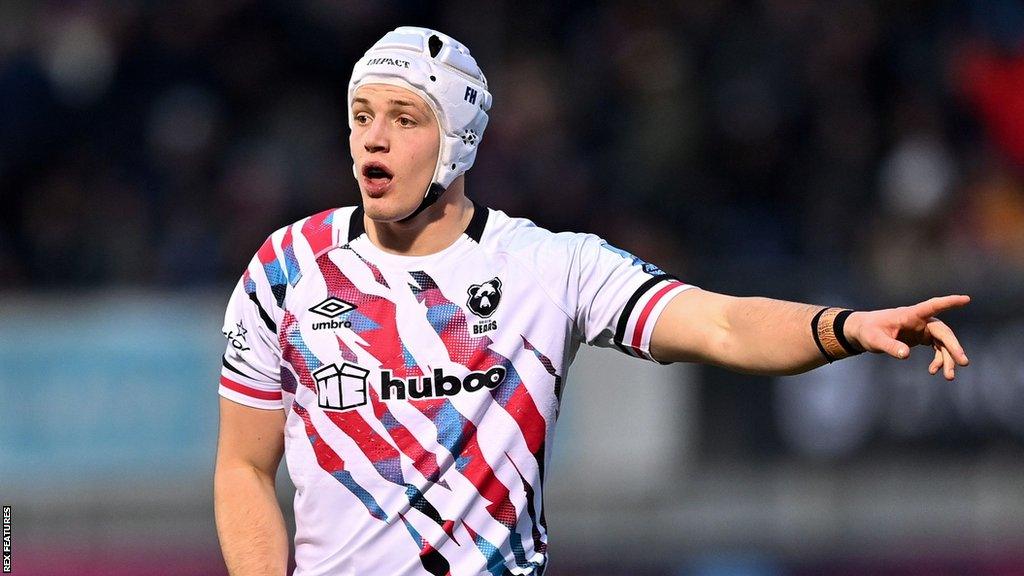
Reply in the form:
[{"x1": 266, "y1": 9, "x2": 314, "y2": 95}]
[
  {"x1": 467, "y1": 284, "x2": 481, "y2": 296},
  {"x1": 491, "y1": 278, "x2": 502, "y2": 289}
]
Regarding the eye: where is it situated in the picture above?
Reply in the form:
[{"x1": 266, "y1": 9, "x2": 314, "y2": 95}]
[
  {"x1": 397, "y1": 116, "x2": 416, "y2": 127},
  {"x1": 353, "y1": 113, "x2": 371, "y2": 125}
]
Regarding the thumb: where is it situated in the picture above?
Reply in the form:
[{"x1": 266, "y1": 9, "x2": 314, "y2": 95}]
[
  {"x1": 864, "y1": 330, "x2": 910, "y2": 359},
  {"x1": 884, "y1": 337, "x2": 911, "y2": 360}
]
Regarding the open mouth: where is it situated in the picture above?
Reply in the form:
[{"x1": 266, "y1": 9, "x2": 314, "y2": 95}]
[
  {"x1": 362, "y1": 162, "x2": 394, "y2": 182},
  {"x1": 360, "y1": 161, "x2": 394, "y2": 196}
]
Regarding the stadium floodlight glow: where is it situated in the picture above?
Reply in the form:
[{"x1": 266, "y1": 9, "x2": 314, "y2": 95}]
[{"x1": 348, "y1": 26, "x2": 492, "y2": 220}]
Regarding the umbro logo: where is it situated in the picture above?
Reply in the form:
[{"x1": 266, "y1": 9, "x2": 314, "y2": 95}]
[
  {"x1": 309, "y1": 297, "x2": 356, "y2": 331},
  {"x1": 309, "y1": 297, "x2": 357, "y2": 318}
]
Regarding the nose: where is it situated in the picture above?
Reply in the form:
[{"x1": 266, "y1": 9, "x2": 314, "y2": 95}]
[{"x1": 363, "y1": 117, "x2": 389, "y2": 153}]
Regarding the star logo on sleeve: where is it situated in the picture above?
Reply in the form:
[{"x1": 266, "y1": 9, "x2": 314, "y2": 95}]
[
  {"x1": 234, "y1": 321, "x2": 248, "y2": 342},
  {"x1": 223, "y1": 320, "x2": 251, "y2": 351}
]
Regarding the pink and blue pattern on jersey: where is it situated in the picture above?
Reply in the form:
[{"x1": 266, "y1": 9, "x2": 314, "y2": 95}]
[
  {"x1": 280, "y1": 311, "x2": 458, "y2": 542},
  {"x1": 256, "y1": 235, "x2": 288, "y2": 308},
  {"x1": 409, "y1": 271, "x2": 549, "y2": 460},
  {"x1": 464, "y1": 522, "x2": 515, "y2": 576},
  {"x1": 281, "y1": 225, "x2": 302, "y2": 287},
  {"x1": 242, "y1": 266, "x2": 277, "y2": 333},
  {"x1": 409, "y1": 271, "x2": 551, "y2": 564},
  {"x1": 296, "y1": 394, "x2": 457, "y2": 576},
  {"x1": 242, "y1": 269, "x2": 256, "y2": 295},
  {"x1": 398, "y1": 512, "x2": 452, "y2": 576},
  {"x1": 352, "y1": 247, "x2": 390, "y2": 288},
  {"x1": 316, "y1": 255, "x2": 533, "y2": 567},
  {"x1": 335, "y1": 334, "x2": 451, "y2": 489},
  {"x1": 506, "y1": 452, "x2": 547, "y2": 555},
  {"x1": 316, "y1": 252, "x2": 406, "y2": 369},
  {"x1": 300, "y1": 208, "x2": 336, "y2": 257},
  {"x1": 292, "y1": 401, "x2": 387, "y2": 521},
  {"x1": 316, "y1": 254, "x2": 462, "y2": 490}
]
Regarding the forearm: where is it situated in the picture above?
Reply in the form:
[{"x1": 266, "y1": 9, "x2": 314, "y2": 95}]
[
  {"x1": 214, "y1": 464, "x2": 289, "y2": 576},
  {"x1": 708, "y1": 296, "x2": 829, "y2": 376}
]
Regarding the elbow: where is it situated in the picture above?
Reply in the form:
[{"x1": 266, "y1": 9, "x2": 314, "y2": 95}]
[
  {"x1": 709, "y1": 324, "x2": 806, "y2": 377},
  {"x1": 709, "y1": 326, "x2": 735, "y2": 366},
  {"x1": 707, "y1": 307, "x2": 741, "y2": 365}
]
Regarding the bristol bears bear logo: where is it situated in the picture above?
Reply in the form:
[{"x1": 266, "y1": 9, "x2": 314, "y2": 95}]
[{"x1": 467, "y1": 277, "x2": 502, "y2": 318}]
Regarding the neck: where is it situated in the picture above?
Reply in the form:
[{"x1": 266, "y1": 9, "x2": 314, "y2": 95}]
[{"x1": 364, "y1": 179, "x2": 474, "y2": 256}]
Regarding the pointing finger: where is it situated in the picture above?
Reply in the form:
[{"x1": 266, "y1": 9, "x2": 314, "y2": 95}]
[{"x1": 912, "y1": 295, "x2": 971, "y2": 319}]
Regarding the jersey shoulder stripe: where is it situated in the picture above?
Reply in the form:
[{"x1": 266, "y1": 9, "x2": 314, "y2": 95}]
[
  {"x1": 220, "y1": 375, "x2": 283, "y2": 401},
  {"x1": 615, "y1": 277, "x2": 691, "y2": 362}
]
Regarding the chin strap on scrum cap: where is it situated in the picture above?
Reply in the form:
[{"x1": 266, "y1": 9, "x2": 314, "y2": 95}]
[
  {"x1": 348, "y1": 27, "x2": 492, "y2": 221},
  {"x1": 399, "y1": 182, "x2": 446, "y2": 222}
]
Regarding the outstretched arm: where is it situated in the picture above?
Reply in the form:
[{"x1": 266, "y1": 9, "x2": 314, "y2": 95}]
[{"x1": 649, "y1": 289, "x2": 970, "y2": 378}]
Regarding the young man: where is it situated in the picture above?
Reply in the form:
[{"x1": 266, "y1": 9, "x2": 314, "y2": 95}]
[{"x1": 213, "y1": 27, "x2": 970, "y2": 576}]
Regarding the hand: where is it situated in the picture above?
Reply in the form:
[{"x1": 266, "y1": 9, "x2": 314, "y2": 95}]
[{"x1": 843, "y1": 295, "x2": 971, "y2": 380}]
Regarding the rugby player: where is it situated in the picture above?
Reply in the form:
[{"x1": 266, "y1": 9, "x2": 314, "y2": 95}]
[{"x1": 214, "y1": 26, "x2": 969, "y2": 576}]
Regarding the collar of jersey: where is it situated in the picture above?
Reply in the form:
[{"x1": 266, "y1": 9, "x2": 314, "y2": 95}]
[{"x1": 344, "y1": 199, "x2": 488, "y2": 267}]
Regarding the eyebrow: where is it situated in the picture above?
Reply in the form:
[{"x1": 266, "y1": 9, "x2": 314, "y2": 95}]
[{"x1": 352, "y1": 97, "x2": 420, "y2": 109}]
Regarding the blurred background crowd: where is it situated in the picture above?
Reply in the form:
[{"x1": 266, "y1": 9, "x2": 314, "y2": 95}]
[
  {"x1": 4, "y1": 0, "x2": 1024, "y2": 296},
  {"x1": 2, "y1": 1, "x2": 1024, "y2": 575}
]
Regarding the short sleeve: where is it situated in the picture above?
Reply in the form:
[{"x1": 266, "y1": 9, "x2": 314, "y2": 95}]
[
  {"x1": 573, "y1": 235, "x2": 693, "y2": 362},
  {"x1": 219, "y1": 251, "x2": 285, "y2": 410}
]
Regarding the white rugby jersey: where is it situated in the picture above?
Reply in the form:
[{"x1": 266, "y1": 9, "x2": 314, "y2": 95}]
[{"x1": 219, "y1": 202, "x2": 692, "y2": 576}]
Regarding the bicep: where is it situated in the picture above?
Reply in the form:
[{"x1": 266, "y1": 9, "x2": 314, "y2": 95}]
[
  {"x1": 215, "y1": 396, "x2": 285, "y2": 479},
  {"x1": 649, "y1": 288, "x2": 738, "y2": 364}
]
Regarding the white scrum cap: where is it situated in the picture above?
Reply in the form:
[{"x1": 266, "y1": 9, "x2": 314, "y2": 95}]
[{"x1": 348, "y1": 26, "x2": 492, "y2": 195}]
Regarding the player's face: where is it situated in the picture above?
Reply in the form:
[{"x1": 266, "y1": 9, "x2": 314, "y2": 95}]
[{"x1": 349, "y1": 84, "x2": 440, "y2": 222}]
